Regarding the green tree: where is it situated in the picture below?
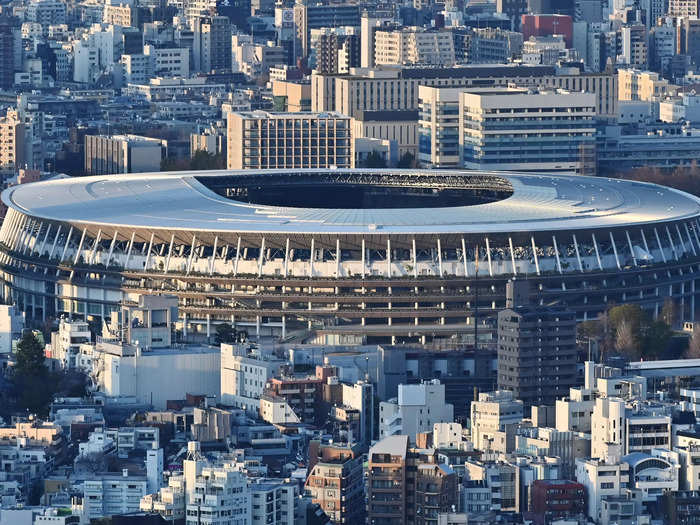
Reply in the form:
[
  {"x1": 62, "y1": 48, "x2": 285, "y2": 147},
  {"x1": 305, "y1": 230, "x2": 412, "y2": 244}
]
[
  {"x1": 13, "y1": 331, "x2": 54, "y2": 416},
  {"x1": 397, "y1": 152, "x2": 415, "y2": 168},
  {"x1": 215, "y1": 323, "x2": 238, "y2": 344},
  {"x1": 362, "y1": 151, "x2": 387, "y2": 168},
  {"x1": 15, "y1": 331, "x2": 46, "y2": 376}
]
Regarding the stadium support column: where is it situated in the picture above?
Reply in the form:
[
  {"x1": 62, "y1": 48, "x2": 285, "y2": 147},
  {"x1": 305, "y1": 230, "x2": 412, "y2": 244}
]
[
  {"x1": 38, "y1": 223, "x2": 51, "y2": 256},
  {"x1": 335, "y1": 238, "x2": 340, "y2": 300},
  {"x1": 692, "y1": 221, "x2": 700, "y2": 251},
  {"x1": 361, "y1": 238, "x2": 366, "y2": 279},
  {"x1": 59, "y1": 226, "x2": 73, "y2": 264},
  {"x1": 684, "y1": 223, "x2": 697, "y2": 256},
  {"x1": 676, "y1": 224, "x2": 687, "y2": 256},
  {"x1": 531, "y1": 236, "x2": 540, "y2": 275},
  {"x1": 233, "y1": 237, "x2": 241, "y2": 276},
  {"x1": 625, "y1": 230, "x2": 637, "y2": 266},
  {"x1": 283, "y1": 237, "x2": 289, "y2": 294},
  {"x1": 640, "y1": 229, "x2": 651, "y2": 259},
  {"x1": 144, "y1": 232, "x2": 155, "y2": 271},
  {"x1": 309, "y1": 238, "x2": 315, "y2": 278},
  {"x1": 461, "y1": 237, "x2": 468, "y2": 277},
  {"x1": 508, "y1": 237, "x2": 516, "y2": 275},
  {"x1": 256, "y1": 237, "x2": 264, "y2": 277},
  {"x1": 666, "y1": 226, "x2": 679, "y2": 260},
  {"x1": 73, "y1": 228, "x2": 87, "y2": 265},
  {"x1": 591, "y1": 233, "x2": 603, "y2": 270},
  {"x1": 437, "y1": 238, "x2": 443, "y2": 277},
  {"x1": 183, "y1": 312, "x2": 187, "y2": 338},
  {"x1": 572, "y1": 234, "x2": 583, "y2": 272},
  {"x1": 552, "y1": 235, "x2": 563, "y2": 274},
  {"x1": 164, "y1": 234, "x2": 174, "y2": 274},
  {"x1": 17, "y1": 219, "x2": 31, "y2": 254},
  {"x1": 282, "y1": 315, "x2": 286, "y2": 339},
  {"x1": 48, "y1": 225, "x2": 61, "y2": 260},
  {"x1": 88, "y1": 229, "x2": 101, "y2": 265},
  {"x1": 124, "y1": 232, "x2": 136, "y2": 269},
  {"x1": 206, "y1": 314, "x2": 210, "y2": 339},
  {"x1": 654, "y1": 228, "x2": 668, "y2": 263},
  {"x1": 106, "y1": 230, "x2": 118, "y2": 267},
  {"x1": 484, "y1": 237, "x2": 493, "y2": 277},
  {"x1": 211, "y1": 235, "x2": 220, "y2": 276},
  {"x1": 386, "y1": 239, "x2": 392, "y2": 279},
  {"x1": 609, "y1": 232, "x2": 621, "y2": 270},
  {"x1": 186, "y1": 235, "x2": 196, "y2": 274}
]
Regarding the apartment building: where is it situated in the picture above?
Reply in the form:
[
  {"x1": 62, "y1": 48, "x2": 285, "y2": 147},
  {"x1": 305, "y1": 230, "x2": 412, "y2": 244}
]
[
  {"x1": 367, "y1": 436, "x2": 458, "y2": 525},
  {"x1": 0, "y1": 110, "x2": 24, "y2": 174},
  {"x1": 227, "y1": 111, "x2": 351, "y2": 170},
  {"x1": 192, "y1": 16, "x2": 231, "y2": 73},
  {"x1": 556, "y1": 387, "x2": 595, "y2": 433},
  {"x1": 305, "y1": 441, "x2": 364, "y2": 524},
  {"x1": 83, "y1": 472, "x2": 149, "y2": 520},
  {"x1": 461, "y1": 88, "x2": 596, "y2": 174},
  {"x1": 49, "y1": 318, "x2": 90, "y2": 369},
  {"x1": 618, "y1": 69, "x2": 677, "y2": 101},
  {"x1": 470, "y1": 390, "x2": 524, "y2": 453},
  {"x1": 374, "y1": 28, "x2": 456, "y2": 66},
  {"x1": 576, "y1": 456, "x2": 631, "y2": 522},
  {"x1": 312, "y1": 65, "x2": 617, "y2": 119}
]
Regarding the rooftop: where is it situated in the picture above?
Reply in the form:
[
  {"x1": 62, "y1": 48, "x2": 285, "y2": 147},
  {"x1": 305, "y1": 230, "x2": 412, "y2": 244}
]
[{"x1": 5, "y1": 169, "x2": 699, "y2": 236}]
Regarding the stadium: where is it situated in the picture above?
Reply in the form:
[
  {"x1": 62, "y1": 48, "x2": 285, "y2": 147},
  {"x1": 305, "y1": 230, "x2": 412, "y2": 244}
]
[{"x1": 1, "y1": 169, "x2": 700, "y2": 344}]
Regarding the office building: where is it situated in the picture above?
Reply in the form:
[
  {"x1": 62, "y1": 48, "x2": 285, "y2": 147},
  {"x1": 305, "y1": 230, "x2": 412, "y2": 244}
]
[
  {"x1": 497, "y1": 279, "x2": 578, "y2": 407},
  {"x1": 379, "y1": 380, "x2": 454, "y2": 442},
  {"x1": 220, "y1": 343, "x2": 285, "y2": 413},
  {"x1": 226, "y1": 111, "x2": 351, "y2": 169},
  {"x1": 351, "y1": 110, "x2": 418, "y2": 160},
  {"x1": 84, "y1": 134, "x2": 165, "y2": 175},
  {"x1": 418, "y1": 87, "x2": 462, "y2": 168},
  {"x1": 312, "y1": 65, "x2": 617, "y2": 119},
  {"x1": 461, "y1": 87, "x2": 596, "y2": 174}
]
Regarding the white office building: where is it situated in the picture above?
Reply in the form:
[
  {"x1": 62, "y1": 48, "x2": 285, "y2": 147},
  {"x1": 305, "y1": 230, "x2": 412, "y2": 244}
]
[
  {"x1": 379, "y1": 380, "x2": 453, "y2": 443},
  {"x1": 220, "y1": 344, "x2": 285, "y2": 413},
  {"x1": 460, "y1": 88, "x2": 596, "y2": 174}
]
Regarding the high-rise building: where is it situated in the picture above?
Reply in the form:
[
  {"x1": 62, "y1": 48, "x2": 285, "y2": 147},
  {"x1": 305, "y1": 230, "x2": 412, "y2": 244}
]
[
  {"x1": 305, "y1": 441, "x2": 365, "y2": 524},
  {"x1": 497, "y1": 279, "x2": 578, "y2": 408},
  {"x1": 193, "y1": 15, "x2": 232, "y2": 73},
  {"x1": 0, "y1": 17, "x2": 19, "y2": 90},
  {"x1": 311, "y1": 27, "x2": 360, "y2": 74},
  {"x1": 226, "y1": 111, "x2": 351, "y2": 169},
  {"x1": 367, "y1": 436, "x2": 458, "y2": 525},
  {"x1": 418, "y1": 87, "x2": 462, "y2": 168}
]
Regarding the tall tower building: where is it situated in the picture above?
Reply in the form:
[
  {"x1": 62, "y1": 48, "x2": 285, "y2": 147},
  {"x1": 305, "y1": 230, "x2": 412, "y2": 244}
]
[
  {"x1": 497, "y1": 279, "x2": 578, "y2": 408},
  {"x1": 193, "y1": 15, "x2": 232, "y2": 73},
  {"x1": 0, "y1": 17, "x2": 19, "y2": 90}
]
